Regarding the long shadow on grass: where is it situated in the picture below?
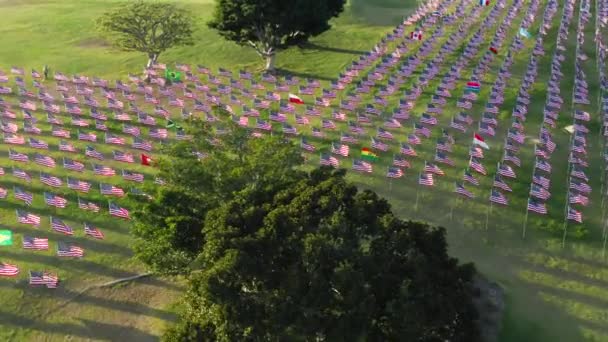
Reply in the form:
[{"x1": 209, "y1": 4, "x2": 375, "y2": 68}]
[
  {"x1": 297, "y1": 42, "x2": 367, "y2": 55},
  {"x1": 0, "y1": 310, "x2": 157, "y2": 341},
  {"x1": 273, "y1": 68, "x2": 335, "y2": 82}
]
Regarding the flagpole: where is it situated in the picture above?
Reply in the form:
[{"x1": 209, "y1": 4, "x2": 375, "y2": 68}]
[{"x1": 414, "y1": 173, "x2": 421, "y2": 212}]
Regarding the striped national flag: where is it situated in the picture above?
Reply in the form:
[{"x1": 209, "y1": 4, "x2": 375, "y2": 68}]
[
  {"x1": 530, "y1": 184, "x2": 551, "y2": 200},
  {"x1": 16, "y1": 210, "x2": 41, "y2": 226},
  {"x1": 527, "y1": 198, "x2": 547, "y2": 214},
  {"x1": 44, "y1": 192, "x2": 68, "y2": 208},
  {"x1": 8, "y1": 149, "x2": 29, "y2": 162},
  {"x1": 78, "y1": 197, "x2": 100, "y2": 212},
  {"x1": 320, "y1": 153, "x2": 339, "y2": 168},
  {"x1": 29, "y1": 271, "x2": 58, "y2": 288},
  {"x1": 57, "y1": 242, "x2": 83, "y2": 257},
  {"x1": 392, "y1": 155, "x2": 410, "y2": 168},
  {"x1": 424, "y1": 162, "x2": 444, "y2": 175},
  {"x1": 570, "y1": 166, "x2": 588, "y2": 181},
  {"x1": 51, "y1": 216, "x2": 73, "y2": 235},
  {"x1": 93, "y1": 164, "x2": 116, "y2": 176},
  {"x1": 569, "y1": 192, "x2": 589, "y2": 206},
  {"x1": 132, "y1": 137, "x2": 152, "y2": 151},
  {"x1": 14, "y1": 187, "x2": 33, "y2": 205},
  {"x1": 29, "y1": 138, "x2": 49, "y2": 149},
  {"x1": 122, "y1": 170, "x2": 144, "y2": 182},
  {"x1": 418, "y1": 173, "x2": 434, "y2": 186},
  {"x1": 113, "y1": 150, "x2": 134, "y2": 163},
  {"x1": 105, "y1": 133, "x2": 125, "y2": 145},
  {"x1": 78, "y1": 131, "x2": 97, "y2": 142},
  {"x1": 85, "y1": 146, "x2": 104, "y2": 160},
  {"x1": 23, "y1": 236, "x2": 49, "y2": 250},
  {"x1": 533, "y1": 174, "x2": 550, "y2": 189},
  {"x1": 331, "y1": 143, "x2": 349, "y2": 157},
  {"x1": 40, "y1": 172, "x2": 62, "y2": 187},
  {"x1": 534, "y1": 159, "x2": 552, "y2": 173},
  {"x1": 255, "y1": 119, "x2": 272, "y2": 131},
  {"x1": 109, "y1": 202, "x2": 130, "y2": 219},
  {"x1": 63, "y1": 158, "x2": 85, "y2": 172},
  {"x1": 352, "y1": 159, "x2": 373, "y2": 173},
  {"x1": 371, "y1": 137, "x2": 388, "y2": 151},
  {"x1": 34, "y1": 153, "x2": 56, "y2": 168},
  {"x1": 387, "y1": 167, "x2": 404, "y2": 178},
  {"x1": 52, "y1": 126, "x2": 70, "y2": 138},
  {"x1": 300, "y1": 138, "x2": 316, "y2": 152},
  {"x1": 566, "y1": 207, "x2": 583, "y2": 223},
  {"x1": 435, "y1": 152, "x2": 455, "y2": 166},
  {"x1": 569, "y1": 180, "x2": 592, "y2": 194},
  {"x1": 0, "y1": 263, "x2": 20, "y2": 277},
  {"x1": 469, "y1": 158, "x2": 487, "y2": 175},
  {"x1": 490, "y1": 189, "x2": 509, "y2": 205},
  {"x1": 67, "y1": 177, "x2": 91, "y2": 192},
  {"x1": 84, "y1": 222, "x2": 104, "y2": 239},
  {"x1": 414, "y1": 123, "x2": 430, "y2": 138},
  {"x1": 12, "y1": 167, "x2": 31, "y2": 182},
  {"x1": 454, "y1": 182, "x2": 474, "y2": 198},
  {"x1": 100, "y1": 183, "x2": 124, "y2": 196},
  {"x1": 503, "y1": 151, "x2": 521, "y2": 167}
]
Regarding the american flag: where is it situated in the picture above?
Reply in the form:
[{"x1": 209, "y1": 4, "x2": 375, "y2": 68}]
[
  {"x1": 52, "y1": 126, "x2": 70, "y2": 138},
  {"x1": 282, "y1": 123, "x2": 297, "y2": 135},
  {"x1": 137, "y1": 113, "x2": 156, "y2": 126},
  {"x1": 14, "y1": 187, "x2": 33, "y2": 205},
  {"x1": 34, "y1": 153, "x2": 56, "y2": 168},
  {"x1": 570, "y1": 166, "x2": 588, "y2": 181},
  {"x1": 255, "y1": 119, "x2": 272, "y2": 131},
  {"x1": 91, "y1": 108, "x2": 107, "y2": 120},
  {"x1": 392, "y1": 155, "x2": 410, "y2": 168},
  {"x1": 51, "y1": 217, "x2": 74, "y2": 235},
  {"x1": 387, "y1": 166, "x2": 404, "y2": 178},
  {"x1": 122, "y1": 170, "x2": 144, "y2": 182},
  {"x1": 85, "y1": 145, "x2": 104, "y2": 160},
  {"x1": 16, "y1": 209, "x2": 40, "y2": 226},
  {"x1": 469, "y1": 158, "x2": 487, "y2": 175},
  {"x1": 93, "y1": 164, "x2": 116, "y2": 176},
  {"x1": 418, "y1": 173, "x2": 434, "y2": 186},
  {"x1": 527, "y1": 198, "x2": 547, "y2": 214},
  {"x1": 8, "y1": 149, "x2": 29, "y2": 162},
  {"x1": 132, "y1": 137, "x2": 153, "y2": 151},
  {"x1": 371, "y1": 137, "x2": 388, "y2": 151},
  {"x1": 95, "y1": 120, "x2": 107, "y2": 131},
  {"x1": 40, "y1": 172, "x2": 62, "y2": 187},
  {"x1": 84, "y1": 222, "x2": 104, "y2": 239},
  {"x1": 454, "y1": 182, "x2": 475, "y2": 198},
  {"x1": 534, "y1": 159, "x2": 552, "y2": 173},
  {"x1": 0, "y1": 263, "x2": 19, "y2": 277},
  {"x1": 300, "y1": 138, "x2": 316, "y2": 152},
  {"x1": 4, "y1": 134, "x2": 25, "y2": 145},
  {"x1": 321, "y1": 119, "x2": 336, "y2": 130},
  {"x1": 24, "y1": 122, "x2": 41, "y2": 135},
  {"x1": 569, "y1": 180, "x2": 592, "y2": 194},
  {"x1": 352, "y1": 159, "x2": 373, "y2": 173},
  {"x1": 29, "y1": 271, "x2": 58, "y2": 288},
  {"x1": 100, "y1": 183, "x2": 124, "y2": 196},
  {"x1": 414, "y1": 123, "x2": 431, "y2": 138},
  {"x1": 78, "y1": 131, "x2": 97, "y2": 142},
  {"x1": 490, "y1": 189, "x2": 509, "y2": 205},
  {"x1": 63, "y1": 158, "x2": 85, "y2": 172},
  {"x1": 569, "y1": 192, "x2": 589, "y2": 206},
  {"x1": 12, "y1": 167, "x2": 31, "y2": 182},
  {"x1": 331, "y1": 143, "x2": 349, "y2": 157},
  {"x1": 28, "y1": 137, "x2": 49, "y2": 150},
  {"x1": 424, "y1": 162, "x2": 444, "y2": 176},
  {"x1": 340, "y1": 133, "x2": 358, "y2": 144},
  {"x1": 22, "y1": 236, "x2": 49, "y2": 250},
  {"x1": 503, "y1": 151, "x2": 521, "y2": 167},
  {"x1": 78, "y1": 197, "x2": 100, "y2": 212},
  {"x1": 109, "y1": 202, "x2": 130, "y2": 219},
  {"x1": 67, "y1": 177, "x2": 91, "y2": 192},
  {"x1": 469, "y1": 146, "x2": 484, "y2": 158},
  {"x1": 1, "y1": 121, "x2": 18, "y2": 133},
  {"x1": 435, "y1": 152, "x2": 455, "y2": 166},
  {"x1": 149, "y1": 127, "x2": 168, "y2": 139},
  {"x1": 44, "y1": 192, "x2": 68, "y2": 208},
  {"x1": 530, "y1": 184, "x2": 551, "y2": 200},
  {"x1": 377, "y1": 128, "x2": 394, "y2": 140},
  {"x1": 566, "y1": 207, "x2": 583, "y2": 223},
  {"x1": 320, "y1": 153, "x2": 339, "y2": 167},
  {"x1": 57, "y1": 242, "x2": 84, "y2": 257},
  {"x1": 105, "y1": 133, "x2": 125, "y2": 145}
]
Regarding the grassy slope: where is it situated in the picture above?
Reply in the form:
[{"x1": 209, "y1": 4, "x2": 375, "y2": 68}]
[{"x1": 0, "y1": 0, "x2": 606, "y2": 341}]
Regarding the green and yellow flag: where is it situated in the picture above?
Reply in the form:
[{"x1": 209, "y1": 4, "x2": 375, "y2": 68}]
[
  {"x1": 361, "y1": 148, "x2": 378, "y2": 162},
  {"x1": 166, "y1": 119, "x2": 182, "y2": 130},
  {"x1": 0, "y1": 230, "x2": 13, "y2": 246}
]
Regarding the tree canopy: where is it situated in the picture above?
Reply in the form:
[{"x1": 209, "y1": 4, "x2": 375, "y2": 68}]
[
  {"x1": 133, "y1": 119, "x2": 480, "y2": 341},
  {"x1": 97, "y1": 1, "x2": 194, "y2": 69},
  {"x1": 208, "y1": 0, "x2": 346, "y2": 71}
]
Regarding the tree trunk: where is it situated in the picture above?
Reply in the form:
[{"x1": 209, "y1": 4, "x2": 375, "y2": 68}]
[
  {"x1": 264, "y1": 53, "x2": 276, "y2": 72},
  {"x1": 146, "y1": 53, "x2": 159, "y2": 69}
]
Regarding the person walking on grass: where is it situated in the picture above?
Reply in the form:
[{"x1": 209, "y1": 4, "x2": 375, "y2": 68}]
[{"x1": 43, "y1": 65, "x2": 49, "y2": 80}]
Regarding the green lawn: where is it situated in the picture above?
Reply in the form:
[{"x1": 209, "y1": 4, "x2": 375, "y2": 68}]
[{"x1": 0, "y1": 0, "x2": 607, "y2": 341}]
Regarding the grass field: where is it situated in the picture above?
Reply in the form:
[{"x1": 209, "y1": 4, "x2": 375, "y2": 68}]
[{"x1": 0, "y1": 0, "x2": 607, "y2": 341}]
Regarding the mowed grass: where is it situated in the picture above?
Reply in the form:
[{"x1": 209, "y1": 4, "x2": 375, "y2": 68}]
[
  {"x1": 0, "y1": 0, "x2": 417, "y2": 341},
  {"x1": 0, "y1": 0, "x2": 607, "y2": 341}
]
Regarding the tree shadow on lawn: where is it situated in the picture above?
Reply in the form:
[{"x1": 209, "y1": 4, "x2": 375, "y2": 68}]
[
  {"x1": 297, "y1": 42, "x2": 368, "y2": 56},
  {"x1": 0, "y1": 310, "x2": 158, "y2": 341},
  {"x1": 273, "y1": 68, "x2": 335, "y2": 82}
]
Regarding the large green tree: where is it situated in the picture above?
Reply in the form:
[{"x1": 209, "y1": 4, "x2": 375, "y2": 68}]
[
  {"x1": 97, "y1": 1, "x2": 194, "y2": 69},
  {"x1": 134, "y1": 120, "x2": 480, "y2": 341},
  {"x1": 208, "y1": 0, "x2": 346, "y2": 71}
]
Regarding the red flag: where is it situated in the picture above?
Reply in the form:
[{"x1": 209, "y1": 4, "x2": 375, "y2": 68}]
[
  {"x1": 141, "y1": 154, "x2": 153, "y2": 166},
  {"x1": 288, "y1": 94, "x2": 304, "y2": 105},
  {"x1": 489, "y1": 47, "x2": 498, "y2": 54}
]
